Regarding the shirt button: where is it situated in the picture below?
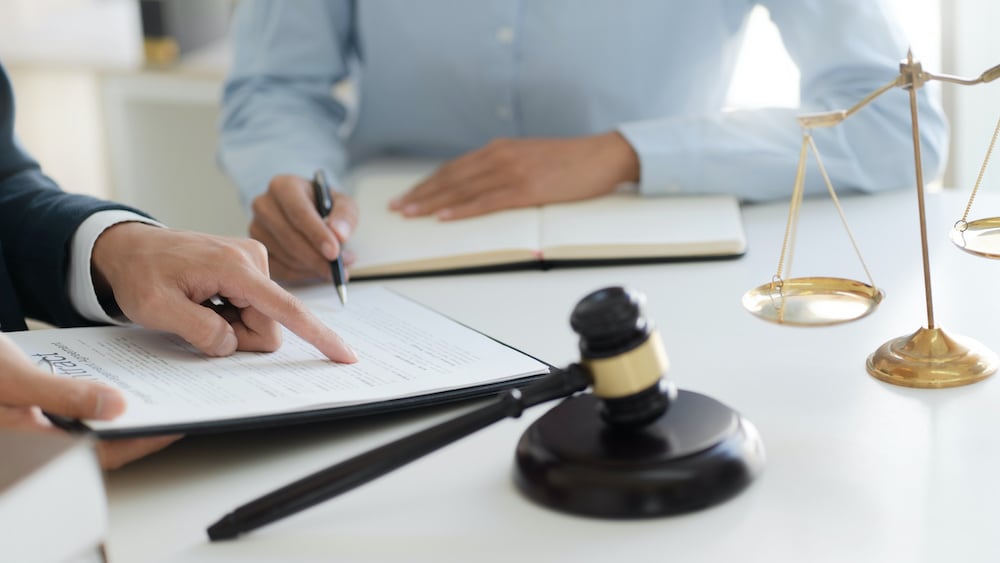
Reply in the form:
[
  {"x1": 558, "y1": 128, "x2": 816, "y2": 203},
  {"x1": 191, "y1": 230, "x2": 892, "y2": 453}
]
[
  {"x1": 495, "y1": 26, "x2": 515, "y2": 44},
  {"x1": 496, "y1": 105, "x2": 513, "y2": 120}
]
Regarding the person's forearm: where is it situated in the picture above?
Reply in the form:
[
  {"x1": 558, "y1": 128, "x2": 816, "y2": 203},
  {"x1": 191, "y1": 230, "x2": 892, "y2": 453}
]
[
  {"x1": 220, "y1": 0, "x2": 356, "y2": 211},
  {"x1": 618, "y1": 87, "x2": 946, "y2": 202},
  {"x1": 217, "y1": 85, "x2": 351, "y2": 210}
]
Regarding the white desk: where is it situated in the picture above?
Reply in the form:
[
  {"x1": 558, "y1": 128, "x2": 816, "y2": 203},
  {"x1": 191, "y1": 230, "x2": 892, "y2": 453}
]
[{"x1": 104, "y1": 188, "x2": 1000, "y2": 563}]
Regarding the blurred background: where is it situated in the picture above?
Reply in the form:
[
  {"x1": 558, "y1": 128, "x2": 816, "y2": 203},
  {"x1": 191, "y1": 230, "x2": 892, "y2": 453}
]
[{"x1": 1, "y1": 0, "x2": 996, "y2": 237}]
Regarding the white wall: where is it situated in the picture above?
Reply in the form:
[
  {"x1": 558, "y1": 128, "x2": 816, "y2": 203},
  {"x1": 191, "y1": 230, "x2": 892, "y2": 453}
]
[
  {"x1": 726, "y1": 0, "x2": 941, "y2": 111},
  {"x1": 7, "y1": 67, "x2": 107, "y2": 198},
  {"x1": 101, "y1": 69, "x2": 248, "y2": 237},
  {"x1": 942, "y1": 0, "x2": 1000, "y2": 194},
  {"x1": 0, "y1": 0, "x2": 140, "y2": 200}
]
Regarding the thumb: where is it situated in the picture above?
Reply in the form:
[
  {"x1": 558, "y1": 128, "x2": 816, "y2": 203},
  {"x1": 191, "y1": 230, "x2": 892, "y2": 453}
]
[
  {"x1": 137, "y1": 296, "x2": 239, "y2": 357},
  {"x1": 0, "y1": 336, "x2": 125, "y2": 420},
  {"x1": 0, "y1": 368, "x2": 126, "y2": 421}
]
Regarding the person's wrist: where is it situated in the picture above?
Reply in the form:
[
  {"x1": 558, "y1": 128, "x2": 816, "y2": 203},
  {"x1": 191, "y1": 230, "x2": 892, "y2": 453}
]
[
  {"x1": 599, "y1": 131, "x2": 640, "y2": 186},
  {"x1": 91, "y1": 222, "x2": 154, "y2": 319}
]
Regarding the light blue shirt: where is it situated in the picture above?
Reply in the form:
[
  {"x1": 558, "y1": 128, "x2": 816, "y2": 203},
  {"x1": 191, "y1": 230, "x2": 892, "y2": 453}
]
[{"x1": 219, "y1": 0, "x2": 947, "y2": 208}]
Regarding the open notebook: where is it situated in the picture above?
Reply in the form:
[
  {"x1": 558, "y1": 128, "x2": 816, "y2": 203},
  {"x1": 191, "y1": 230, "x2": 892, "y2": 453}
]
[{"x1": 344, "y1": 162, "x2": 747, "y2": 279}]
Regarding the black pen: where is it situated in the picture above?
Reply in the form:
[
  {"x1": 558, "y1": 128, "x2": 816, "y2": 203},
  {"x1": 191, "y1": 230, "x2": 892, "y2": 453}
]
[
  {"x1": 311, "y1": 170, "x2": 348, "y2": 305},
  {"x1": 205, "y1": 367, "x2": 590, "y2": 541}
]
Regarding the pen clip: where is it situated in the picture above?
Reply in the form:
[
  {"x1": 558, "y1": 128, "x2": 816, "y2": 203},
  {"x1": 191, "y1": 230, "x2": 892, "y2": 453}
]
[{"x1": 312, "y1": 170, "x2": 334, "y2": 217}]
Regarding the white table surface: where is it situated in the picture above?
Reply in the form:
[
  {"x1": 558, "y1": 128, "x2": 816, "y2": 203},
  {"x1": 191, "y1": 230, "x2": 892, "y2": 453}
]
[{"x1": 103, "y1": 188, "x2": 1000, "y2": 563}]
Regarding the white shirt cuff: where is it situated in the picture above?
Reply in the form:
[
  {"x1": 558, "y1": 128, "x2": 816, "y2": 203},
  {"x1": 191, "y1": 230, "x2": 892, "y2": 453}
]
[{"x1": 69, "y1": 210, "x2": 163, "y2": 325}]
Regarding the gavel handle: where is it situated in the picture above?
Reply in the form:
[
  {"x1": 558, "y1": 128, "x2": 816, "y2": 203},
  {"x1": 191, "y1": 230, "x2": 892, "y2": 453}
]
[{"x1": 207, "y1": 364, "x2": 591, "y2": 541}]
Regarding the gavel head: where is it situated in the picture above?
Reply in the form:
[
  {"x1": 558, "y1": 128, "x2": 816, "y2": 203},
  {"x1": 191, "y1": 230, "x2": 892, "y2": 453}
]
[{"x1": 570, "y1": 286, "x2": 676, "y2": 428}]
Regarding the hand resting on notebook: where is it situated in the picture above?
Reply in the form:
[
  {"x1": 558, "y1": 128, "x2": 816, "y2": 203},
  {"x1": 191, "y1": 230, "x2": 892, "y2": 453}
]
[{"x1": 389, "y1": 132, "x2": 640, "y2": 221}]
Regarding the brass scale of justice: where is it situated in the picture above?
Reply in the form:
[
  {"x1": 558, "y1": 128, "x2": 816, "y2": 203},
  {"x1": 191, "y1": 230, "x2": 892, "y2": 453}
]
[{"x1": 742, "y1": 51, "x2": 1000, "y2": 389}]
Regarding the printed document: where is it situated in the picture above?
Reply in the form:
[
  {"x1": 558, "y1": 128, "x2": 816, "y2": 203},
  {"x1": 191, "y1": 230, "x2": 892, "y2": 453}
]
[{"x1": 9, "y1": 286, "x2": 548, "y2": 435}]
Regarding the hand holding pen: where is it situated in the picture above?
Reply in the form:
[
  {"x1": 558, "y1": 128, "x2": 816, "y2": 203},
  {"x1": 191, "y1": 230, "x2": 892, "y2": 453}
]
[{"x1": 246, "y1": 173, "x2": 359, "y2": 284}]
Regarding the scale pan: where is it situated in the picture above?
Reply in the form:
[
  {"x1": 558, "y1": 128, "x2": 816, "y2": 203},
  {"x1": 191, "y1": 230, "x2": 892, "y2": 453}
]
[
  {"x1": 950, "y1": 217, "x2": 1000, "y2": 259},
  {"x1": 742, "y1": 277, "x2": 884, "y2": 326}
]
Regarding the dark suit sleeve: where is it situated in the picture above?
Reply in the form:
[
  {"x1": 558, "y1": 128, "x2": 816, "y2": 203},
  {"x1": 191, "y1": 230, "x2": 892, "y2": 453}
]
[{"x1": 0, "y1": 62, "x2": 151, "y2": 328}]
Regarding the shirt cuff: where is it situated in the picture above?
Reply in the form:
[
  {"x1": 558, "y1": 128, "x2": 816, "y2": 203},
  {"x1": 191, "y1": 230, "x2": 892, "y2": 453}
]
[
  {"x1": 617, "y1": 117, "x2": 698, "y2": 196},
  {"x1": 69, "y1": 210, "x2": 164, "y2": 325}
]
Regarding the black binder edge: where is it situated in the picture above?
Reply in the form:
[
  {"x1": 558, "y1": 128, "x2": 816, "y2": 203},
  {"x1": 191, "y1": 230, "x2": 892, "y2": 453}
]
[{"x1": 73, "y1": 373, "x2": 546, "y2": 439}]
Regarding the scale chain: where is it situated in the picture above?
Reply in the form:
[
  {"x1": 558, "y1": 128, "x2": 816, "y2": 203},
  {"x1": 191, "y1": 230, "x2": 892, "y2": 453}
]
[{"x1": 957, "y1": 114, "x2": 1000, "y2": 230}]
